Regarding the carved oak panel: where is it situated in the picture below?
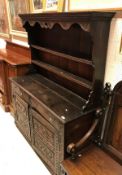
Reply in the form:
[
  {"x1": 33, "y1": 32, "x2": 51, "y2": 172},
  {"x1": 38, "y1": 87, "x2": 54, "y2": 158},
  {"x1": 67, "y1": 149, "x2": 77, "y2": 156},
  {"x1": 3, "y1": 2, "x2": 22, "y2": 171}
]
[
  {"x1": 30, "y1": 108, "x2": 64, "y2": 174},
  {"x1": 14, "y1": 95, "x2": 31, "y2": 141}
]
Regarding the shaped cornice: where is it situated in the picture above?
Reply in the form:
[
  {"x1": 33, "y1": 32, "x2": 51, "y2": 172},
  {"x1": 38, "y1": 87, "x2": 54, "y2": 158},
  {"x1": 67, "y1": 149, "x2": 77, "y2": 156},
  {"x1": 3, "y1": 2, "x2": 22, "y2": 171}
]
[{"x1": 19, "y1": 12, "x2": 115, "y2": 32}]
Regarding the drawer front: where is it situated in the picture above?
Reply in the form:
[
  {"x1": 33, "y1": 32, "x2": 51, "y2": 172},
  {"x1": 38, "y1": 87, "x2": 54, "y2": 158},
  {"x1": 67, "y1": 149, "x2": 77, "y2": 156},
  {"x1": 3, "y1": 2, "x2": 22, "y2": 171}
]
[
  {"x1": 31, "y1": 98, "x2": 63, "y2": 131},
  {"x1": 15, "y1": 95, "x2": 31, "y2": 141},
  {"x1": 12, "y1": 83, "x2": 30, "y2": 103},
  {"x1": 30, "y1": 108, "x2": 64, "y2": 175}
]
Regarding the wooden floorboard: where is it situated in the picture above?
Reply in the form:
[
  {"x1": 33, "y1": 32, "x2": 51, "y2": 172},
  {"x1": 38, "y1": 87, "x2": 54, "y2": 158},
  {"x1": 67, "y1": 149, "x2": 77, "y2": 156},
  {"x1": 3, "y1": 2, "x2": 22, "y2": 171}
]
[{"x1": 62, "y1": 145, "x2": 122, "y2": 175}]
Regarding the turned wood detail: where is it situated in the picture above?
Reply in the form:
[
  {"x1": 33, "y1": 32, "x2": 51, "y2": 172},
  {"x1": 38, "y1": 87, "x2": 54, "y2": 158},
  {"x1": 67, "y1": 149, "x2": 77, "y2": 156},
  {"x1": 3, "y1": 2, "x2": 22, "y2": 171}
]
[{"x1": 82, "y1": 90, "x2": 94, "y2": 111}]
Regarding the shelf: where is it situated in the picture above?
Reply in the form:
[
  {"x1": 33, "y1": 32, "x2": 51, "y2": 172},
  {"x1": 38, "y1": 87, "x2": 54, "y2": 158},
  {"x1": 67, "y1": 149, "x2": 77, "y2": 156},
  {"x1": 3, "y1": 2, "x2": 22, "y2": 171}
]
[
  {"x1": 31, "y1": 44, "x2": 93, "y2": 66},
  {"x1": 32, "y1": 60, "x2": 92, "y2": 90},
  {"x1": 30, "y1": 74, "x2": 86, "y2": 109}
]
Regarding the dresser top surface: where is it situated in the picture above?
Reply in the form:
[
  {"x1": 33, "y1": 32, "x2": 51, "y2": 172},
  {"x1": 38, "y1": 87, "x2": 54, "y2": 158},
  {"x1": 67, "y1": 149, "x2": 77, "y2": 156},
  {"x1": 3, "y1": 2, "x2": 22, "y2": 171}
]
[
  {"x1": 11, "y1": 74, "x2": 95, "y2": 123},
  {"x1": 20, "y1": 11, "x2": 115, "y2": 23}
]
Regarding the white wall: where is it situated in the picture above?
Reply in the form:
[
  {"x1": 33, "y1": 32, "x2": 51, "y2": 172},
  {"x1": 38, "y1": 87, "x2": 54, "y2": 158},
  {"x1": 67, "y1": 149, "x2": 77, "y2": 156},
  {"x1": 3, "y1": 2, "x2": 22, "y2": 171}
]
[
  {"x1": 104, "y1": 12, "x2": 122, "y2": 89},
  {"x1": 0, "y1": 39, "x2": 6, "y2": 48},
  {"x1": 69, "y1": 0, "x2": 122, "y2": 11}
]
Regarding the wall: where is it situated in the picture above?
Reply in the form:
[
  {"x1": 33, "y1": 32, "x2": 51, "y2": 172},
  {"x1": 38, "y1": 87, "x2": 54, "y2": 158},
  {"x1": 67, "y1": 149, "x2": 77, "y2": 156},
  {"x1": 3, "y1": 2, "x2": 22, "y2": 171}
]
[
  {"x1": 104, "y1": 12, "x2": 122, "y2": 89},
  {"x1": 69, "y1": 0, "x2": 122, "y2": 11},
  {"x1": 0, "y1": 38, "x2": 6, "y2": 48}
]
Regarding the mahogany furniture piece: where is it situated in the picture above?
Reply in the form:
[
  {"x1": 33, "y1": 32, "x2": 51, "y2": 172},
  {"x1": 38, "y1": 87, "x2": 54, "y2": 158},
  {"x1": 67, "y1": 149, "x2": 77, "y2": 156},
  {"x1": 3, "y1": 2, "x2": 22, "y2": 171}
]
[
  {"x1": 61, "y1": 81, "x2": 122, "y2": 175},
  {"x1": 103, "y1": 81, "x2": 122, "y2": 164},
  {"x1": 11, "y1": 12, "x2": 114, "y2": 175},
  {"x1": 0, "y1": 57, "x2": 6, "y2": 108},
  {"x1": 61, "y1": 144, "x2": 122, "y2": 175},
  {"x1": 0, "y1": 41, "x2": 31, "y2": 112}
]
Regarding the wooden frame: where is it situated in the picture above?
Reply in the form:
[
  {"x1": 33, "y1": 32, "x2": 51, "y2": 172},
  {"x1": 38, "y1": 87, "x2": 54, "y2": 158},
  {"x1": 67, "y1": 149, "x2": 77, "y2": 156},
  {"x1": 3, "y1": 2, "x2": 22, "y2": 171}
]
[
  {"x1": 43, "y1": 0, "x2": 64, "y2": 12},
  {"x1": 8, "y1": 0, "x2": 30, "y2": 38},
  {"x1": 30, "y1": 0, "x2": 43, "y2": 12}
]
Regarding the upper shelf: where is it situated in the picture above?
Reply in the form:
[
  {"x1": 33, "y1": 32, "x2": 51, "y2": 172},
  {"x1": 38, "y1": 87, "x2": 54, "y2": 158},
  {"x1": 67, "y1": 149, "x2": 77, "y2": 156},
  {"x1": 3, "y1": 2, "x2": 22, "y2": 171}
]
[
  {"x1": 31, "y1": 44, "x2": 94, "y2": 81},
  {"x1": 19, "y1": 11, "x2": 115, "y2": 102},
  {"x1": 32, "y1": 59, "x2": 92, "y2": 98},
  {"x1": 31, "y1": 44, "x2": 93, "y2": 65},
  {"x1": 32, "y1": 60, "x2": 92, "y2": 89}
]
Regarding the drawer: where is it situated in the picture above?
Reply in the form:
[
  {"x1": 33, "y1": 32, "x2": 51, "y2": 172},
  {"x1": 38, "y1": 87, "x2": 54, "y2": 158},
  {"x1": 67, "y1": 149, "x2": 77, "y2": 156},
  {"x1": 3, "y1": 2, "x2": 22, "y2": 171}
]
[
  {"x1": 31, "y1": 98, "x2": 63, "y2": 131},
  {"x1": 12, "y1": 83, "x2": 30, "y2": 103}
]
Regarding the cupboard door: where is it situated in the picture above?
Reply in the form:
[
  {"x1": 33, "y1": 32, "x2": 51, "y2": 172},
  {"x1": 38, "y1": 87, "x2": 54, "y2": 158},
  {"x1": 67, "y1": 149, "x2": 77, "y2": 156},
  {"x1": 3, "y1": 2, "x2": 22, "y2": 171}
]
[
  {"x1": 15, "y1": 95, "x2": 31, "y2": 141},
  {"x1": 30, "y1": 108, "x2": 63, "y2": 175},
  {"x1": 103, "y1": 81, "x2": 122, "y2": 164}
]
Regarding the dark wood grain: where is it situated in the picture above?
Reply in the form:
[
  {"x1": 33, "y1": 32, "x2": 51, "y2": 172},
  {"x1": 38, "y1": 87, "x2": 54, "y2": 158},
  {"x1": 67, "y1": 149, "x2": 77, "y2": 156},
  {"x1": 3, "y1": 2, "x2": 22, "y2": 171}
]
[
  {"x1": 31, "y1": 44, "x2": 94, "y2": 81},
  {"x1": 0, "y1": 58, "x2": 6, "y2": 109},
  {"x1": 11, "y1": 74, "x2": 95, "y2": 175},
  {"x1": 61, "y1": 145, "x2": 122, "y2": 175},
  {"x1": 11, "y1": 12, "x2": 115, "y2": 175},
  {"x1": 22, "y1": 12, "x2": 115, "y2": 105},
  {"x1": 20, "y1": 12, "x2": 114, "y2": 23},
  {"x1": 103, "y1": 81, "x2": 122, "y2": 164},
  {"x1": 0, "y1": 41, "x2": 31, "y2": 112}
]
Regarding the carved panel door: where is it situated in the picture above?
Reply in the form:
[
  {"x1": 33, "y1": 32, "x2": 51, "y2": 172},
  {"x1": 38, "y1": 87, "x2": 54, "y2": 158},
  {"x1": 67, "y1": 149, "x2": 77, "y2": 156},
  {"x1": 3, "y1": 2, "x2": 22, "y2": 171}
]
[
  {"x1": 14, "y1": 95, "x2": 31, "y2": 141},
  {"x1": 30, "y1": 108, "x2": 63, "y2": 175}
]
